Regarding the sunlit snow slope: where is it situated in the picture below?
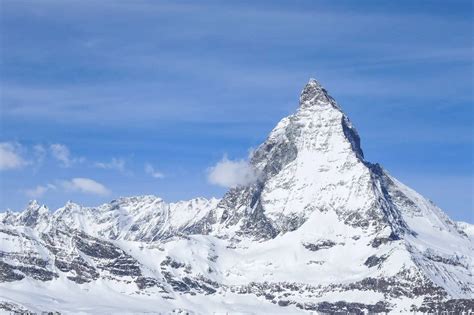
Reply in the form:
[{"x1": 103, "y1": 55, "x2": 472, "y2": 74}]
[{"x1": 1, "y1": 79, "x2": 472, "y2": 314}]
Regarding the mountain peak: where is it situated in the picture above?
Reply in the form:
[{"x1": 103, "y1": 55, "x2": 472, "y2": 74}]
[
  {"x1": 27, "y1": 200, "x2": 40, "y2": 208},
  {"x1": 16, "y1": 200, "x2": 49, "y2": 227},
  {"x1": 299, "y1": 77, "x2": 333, "y2": 106},
  {"x1": 25, "y1": 200, "x2": 48, "y2": 215},
  {"x1": 307, "y1": 77, "x2": 322, "y2": 86}
]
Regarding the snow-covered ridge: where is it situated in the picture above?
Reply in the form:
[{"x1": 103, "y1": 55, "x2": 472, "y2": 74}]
[
  {"x1": 2, "y1": 195, "x2": 220, "y2": 241},
  {"x1": 1, "y1": 79, "x2": 473, "y2": 314}
]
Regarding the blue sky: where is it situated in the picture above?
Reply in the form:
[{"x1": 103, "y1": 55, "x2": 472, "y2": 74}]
[{"x1": 0, "y1": 0, "x2": 472, "y2": 223}]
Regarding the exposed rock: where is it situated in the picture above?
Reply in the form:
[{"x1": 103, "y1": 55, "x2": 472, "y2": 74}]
[
  {"x1": 303, "y1": 240, "x2": 337, "y2": 251},
  {"x1": 364, "y1": 255, "x2": 387, "y2": 268}
]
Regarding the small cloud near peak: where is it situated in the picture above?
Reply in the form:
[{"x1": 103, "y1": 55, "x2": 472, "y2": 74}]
[{"x1": 207, "y1": 155, "x2": 259, "y2": 188}]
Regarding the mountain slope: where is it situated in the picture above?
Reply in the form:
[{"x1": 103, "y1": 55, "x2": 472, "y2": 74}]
[{"x1": 1, "y1": 79, "x2": 472, "y2": 314}]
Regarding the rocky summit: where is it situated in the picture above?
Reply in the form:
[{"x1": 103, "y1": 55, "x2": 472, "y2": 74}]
[{"x1": 1, "y1": 79, "x2": 473, "y2": 314}]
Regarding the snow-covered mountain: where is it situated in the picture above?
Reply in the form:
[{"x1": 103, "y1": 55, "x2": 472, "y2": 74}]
[{"x1": 1, "y1": 79, "x2": 472, "y2": 314}]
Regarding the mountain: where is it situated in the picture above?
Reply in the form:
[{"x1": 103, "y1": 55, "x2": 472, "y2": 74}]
[{"x1": 1, "y1": 79, "x2": 472, "y2": 314}]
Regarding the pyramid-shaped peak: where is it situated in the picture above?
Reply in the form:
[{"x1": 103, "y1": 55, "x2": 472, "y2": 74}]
[
  {"x1": 307, "y1": 77, "x2": 323, "y2": 86},
  {"x1": 299, "y1": 77, "x2": 334, "y2": 107}
]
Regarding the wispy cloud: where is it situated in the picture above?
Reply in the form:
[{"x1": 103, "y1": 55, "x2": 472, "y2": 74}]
[
  {"x1": 145, "y1": 163, "x2": 164, "y2": 179},
  {"x1": 0, "y1": 142, "x2": 28, "y2": 171},
  {"x1": 33, "y1": 144, "x2": 47, "y2": 166},
  {"x1": 94, "y1": 158, "x2": 126, "y2": 172},
  {"x1": 50, "y1": 143, "x2": 72, "y2": 167},
  {"x1": 1, "y1": 3, "x2": 470, "y2": 126},
  {"x1": 207, "y1": 155, "x2": 259, "y2": 188},
  {"x1": 50, "y1": 143, "x2": 83, "y2": 167},
  {"x1": 1, "y1": 141, "x2": 132, "y2": 176},
  {"x1": 61, "y1": 178, "x2": 111, "y2": 196},
  {"x1": 24, "y1": 178, "x2": 110, "y2": 198},
  {"x1": 25, "y1": 184, "x2": 57, "y2": 198}
]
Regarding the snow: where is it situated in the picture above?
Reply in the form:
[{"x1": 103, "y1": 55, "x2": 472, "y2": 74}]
[
  {"x1": 1, "y1": 78, "x2": 472, "y2": 313},
  {"x1": 385, "y1": 174, "x2": 474, "y2": 298},
  {"x1": 0, "y1": 278, "x2": 305, "y2": 314},
  {"x1": 457, "y1": 221, "x2": 474, "y2": 240}
]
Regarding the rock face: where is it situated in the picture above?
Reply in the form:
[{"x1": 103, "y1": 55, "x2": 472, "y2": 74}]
[{"x1": 1, "y1": 79, "x2": 473, "y2": 314}]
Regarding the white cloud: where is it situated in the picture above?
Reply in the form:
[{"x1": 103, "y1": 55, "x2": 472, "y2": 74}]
[
  {"x1": 62, "y1": 178, "x2": 111, "y2": 196},
  {"x1": 94, "y1": 158, "x2": 126, "y2": 172},
  {"x1": 24, "y1": 178, "x2": 109, "y2": 198},
  {"x1": 50, "y1": 143, "x2": 84, "y2": 167},
  {"x1": 50, "y1": 143, "x2": 73, "y2": 167},
  {"x1": 25, "y1": 184, "x2": 57, "y2": 198},
  {"x1": 33, "y1": 144, "x2": 47, "y2": 162},
  {"x1": 0, "y1": 142, "x2": 27, "y2": 171},
  {"x1": 32, "y1": 144, "x2": 47, "y2": 170},
  {"x1": 207, "y1": 155, "x2": 259, "y2": 188},
  {"x1": 145, "y1": 163, "x2": 164, "y2": 179}
]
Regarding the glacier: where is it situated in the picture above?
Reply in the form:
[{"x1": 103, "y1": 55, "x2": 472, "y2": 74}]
[{"x1": 0, "y1": 79, "x2": 472, "y2": 314}]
